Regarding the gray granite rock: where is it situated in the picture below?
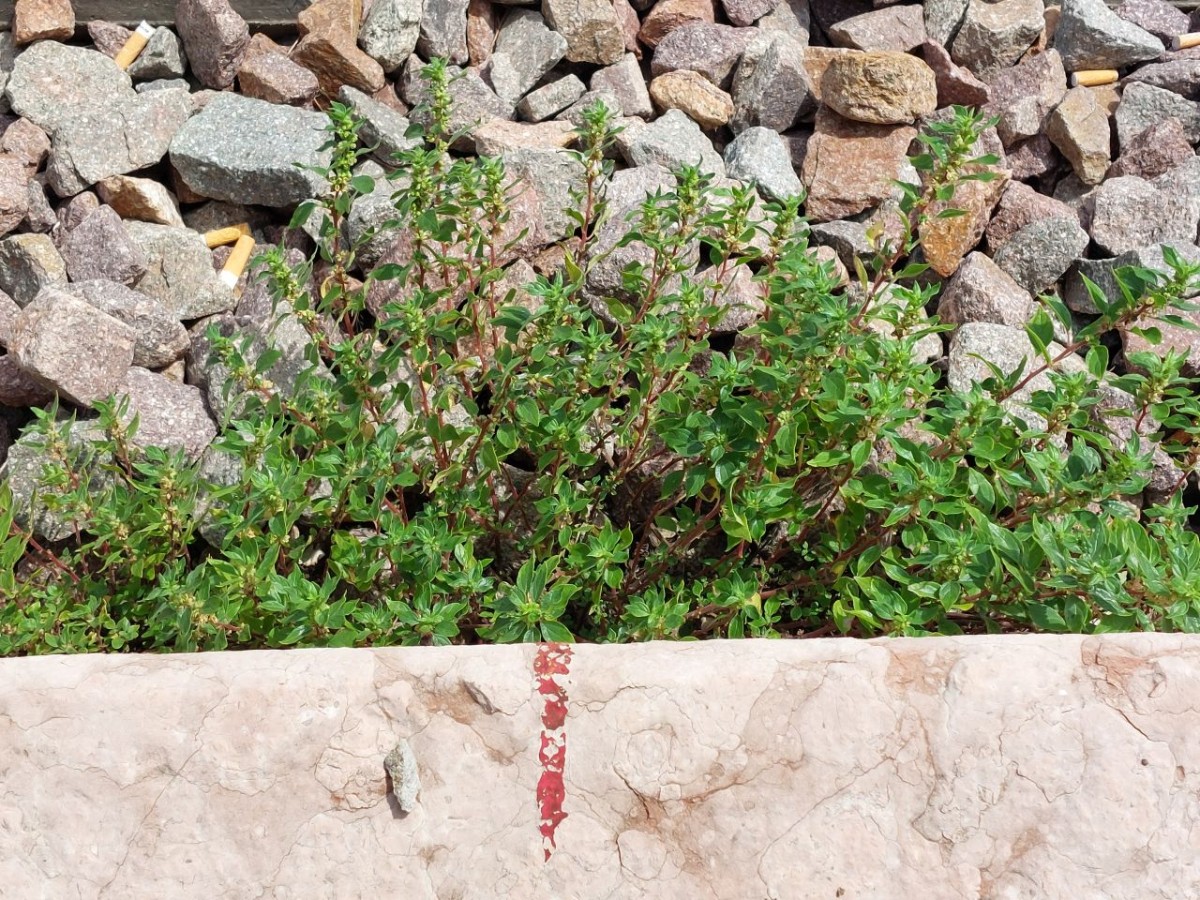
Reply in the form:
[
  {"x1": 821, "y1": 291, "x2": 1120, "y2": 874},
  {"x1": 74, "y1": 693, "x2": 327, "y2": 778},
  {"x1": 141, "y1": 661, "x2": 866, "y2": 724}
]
[
  {"x1": 723, "y1": 127, "x2": 802, "y2": 201},
  {"x1": 114, "y1": 367, "x2": 217, "y2": 463},
  {"x1": 590, "y1": 54, "x2": 653, "y2": 119},
  {"x1": 418, "y1": 0, "x2": 471, "y2": 64},
  {"x1": 9, "y1": 286, "x2": 136, "y2": 407},
  {"x1": 617, "y1": 109, "x2": 725, "y2": 178},
  {"x1": 128, "y1": 27, "x2": 188, "y2": 81},
  {"x1": 543, "y1": 0, "x2": 625, "y2": 65},
  {"x1": 556, "y1": 88, "x2": 624, "y2": 124},
  {"x1": 6, "y1": 42, "x2": 134, "y2": 133},
  {"x1": 500, "y1": 147, "x2": 586, "y2": 241},
  {"x1": 359, "y1": 0, "x2": 424, "y2": 72},
  {"x1": 1115, "y1": 82, "x2": 1200, "y2": 150},
  {"x1": 757, "y1": 0, "x2": 810, "y2": 41},
  {"x1": 948, "y1": 321, "x2": 1086, "y2": 409},
  {"x1": 1054, "y1": 0, "x2": 1164, "y2": 70},
  {"x1": 518, "y1": 74, "x2": 587, "y2": 121},
  {"x1": 65, "y1": 280, "x2": 191, "y2": 369},
  {"x1": 982, "y1": 49, "x2": 1067, "y2": 148},
  {"x1": 937, "y1": 251, "x2": 1034, "y2": 327},
  {"x1": 924, "y1": 0, "x2": 969, "y2": 45},
  {"x1": 1107, "y1": 118, "x2": 1193, "y2": 181},
  {"x1": 488, "y1": 10, "x2": 568, "y2": 106},
  {"x1": 175, "y1": 0, "x2": 250, "y2": 90},
  {"x1": 0, "y1": 233, "x2": 66, "y2": 306},
  {"x1": 170, "y1": 93, "x2": 332, "y2": 207},
  {"x1": 125, "y1": 221, "x2": 233, "y2": 320},
  {"x1": 236, "y1": 38, "x2": 321, "y2": 106},
  {"x1": 47, "y1": 89, "x2": 194, "y2": 197},
  {"x1": 1090, "y1": 174, "x2": 1200, "y2": 257},
  {"x1": 829, "y1": 5, "x2": 927, "y2": 52},
  {"x1": 651, "y1": 23, "x2": 755, "y2": 89},
  {"x1": 991, "y1": 216, "x2": 1089, "y2": 294},
  {"x1": 730, "y1": 31, "x2": 811, "y2": 134},
  {"x1": 1116, "y1": 0, "x2": 1189, "y2": 42},
  {"x1": 1046, "y1": 85, "x2": 1111, "y2": 186},
  {"x1": 59, "y1": 206, "x2": 147, "y2": 286},
  {"x1": 1124, "y1": 58, "x2": 1200, "y2": 96},
  {"x1": 21, "y1": 178, "x2": 55, "y2": 234},
  {"x1": 338, "y1": 86, "x2": 419, "y2": 164},
  {"x1": 951, "y1": 0, "x2": 1045, "y2": 77}
]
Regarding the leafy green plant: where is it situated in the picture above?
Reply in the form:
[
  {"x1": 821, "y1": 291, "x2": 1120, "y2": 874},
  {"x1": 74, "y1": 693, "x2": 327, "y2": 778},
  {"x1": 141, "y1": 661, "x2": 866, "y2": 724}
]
[{"x1": 3, "y1": 60, "x2": 1200, "y2": 655}]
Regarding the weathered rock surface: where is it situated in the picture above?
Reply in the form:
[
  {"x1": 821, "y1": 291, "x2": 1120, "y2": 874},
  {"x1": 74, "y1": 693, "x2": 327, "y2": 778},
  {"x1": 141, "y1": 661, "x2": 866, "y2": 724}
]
[
  {"x1": 951, "y1": 0, "x2": 1044, "y2": 76},
  {"x1": 801, "y1": 109, "x2": 915, "y2": 222},
  {"x1": 8, "y1": 286, "x2": 136, "y2": 407},
  {"x1": 2, "y1": 636, "x2": 1200, "y2": 898},
  {"x1": 1054, "y1": 0, "x2": 1164, "y2": 70},
  {"x1": 170, "y1": 93, "x2": 332, "y2": 207},
  {"x1": 820, "y1": 51, "x2": 937, "y2": 125},
  {"x1": 175, "y1": 0, "x2": 250, "y2": 90}
]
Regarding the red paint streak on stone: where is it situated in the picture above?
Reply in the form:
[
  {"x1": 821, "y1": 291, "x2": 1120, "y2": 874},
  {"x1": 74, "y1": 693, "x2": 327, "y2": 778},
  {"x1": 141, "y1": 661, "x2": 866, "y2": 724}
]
[{"x1": 535, "y1": 642, "x2": 572, "y2": 861}]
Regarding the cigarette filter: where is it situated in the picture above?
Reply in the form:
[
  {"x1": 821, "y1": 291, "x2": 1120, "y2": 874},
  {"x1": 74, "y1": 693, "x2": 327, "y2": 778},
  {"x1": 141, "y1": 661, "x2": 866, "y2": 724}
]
[
  {"x1": 114, "y1": 21, "x2": 155, "y2": 71},
  {"x1": 219, "y1": 235, "x2": 256, "y2": 288},
  {"x1": 204, "y1": 223, "x2": 252, "y2": 249}
]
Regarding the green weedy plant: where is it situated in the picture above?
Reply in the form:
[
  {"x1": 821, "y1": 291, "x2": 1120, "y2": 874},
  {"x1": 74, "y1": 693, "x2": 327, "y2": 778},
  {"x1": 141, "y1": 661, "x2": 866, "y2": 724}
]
[{"x1": 3, "y1": 57, "x2": 1200, "y2": 654}]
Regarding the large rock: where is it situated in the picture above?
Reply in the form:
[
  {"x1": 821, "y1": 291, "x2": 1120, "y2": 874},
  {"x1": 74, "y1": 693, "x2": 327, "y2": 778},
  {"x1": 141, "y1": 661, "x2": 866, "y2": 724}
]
[
  {"x1": 1114, "y1": 82, "x2": 1200, "y2": 150},
  {"x1": 4, "y1": 637, "x2": 1198, "y2": 897},
  {"x1": 0, "y1": 419, "x2": 110, "y2": 539},
  {"x1": 175, "y1": 0, "x2": 250, "y2": 90},
  {"x1": 358, "y1": 0, "x2": 424, "y2": 72},
  {"x1": 649, "y1": 70, "x2": 734, "y2": 130},
  {"x1": 12, "y1": 0, "x2": 74, "y2": 45},
  {"x1": 65, "y1": 280, "x2": 190, "y2": 369},
  {"x1": 991, "y1": 216, "x2": 1089, "y2": 294},
  {"x1": 828, "y1": 5, "x2": 927, "y2": 52},
  {"x1": 338, "y1": 86, "x2": 419, "y2": 163},
  {"x1": 59, "y1": 205, "x2": 148, "y2": 286},
  {"x1": 500, "y1": 147, "x2": 586, "y2": 241},
  {"x1": 125, "y1": 221, "x2": 233, "y2": 320},
  {"x1": 415, "y1": 0, "x2": 471, "y2": 64},
  {"x1": 114, "y1": 367, "x2": 217, "y2": 463},
  {"x1": 1054, "y1": 0, "x2": 1164, "y2": 70},
  {"x1": 1116, "y1": 0, "x2": 1189, "y2": 42},
  {"x1": 0, "y1": 233, "x2": 66, "y2": 305},
  {"x1": 951, "y1": 0, "x2": 1045, "y2": 77},
  {"x1": 542, "y1": 0, "x2": 625, "y2": 65},
  {"x1": 170, "y1": 93, "x2": 332, "y2": 208},
  {"x1": 1046, "y1": 85, "x2": 1111, "y2": 186},
  {"x1": 45, "y1": 89, "x2": 193, "y2": 197},
  {"x1": 651, "y1": 23, "x2": 756, "y2": 89},
  {"x1": 800, "y1": 108, "x2": 916, "y2": 223},
  {"x1": 937, "y1": 251, "x2": 1034, "y2": 327},
  {"x1": 96, "y1": 174, "x2": 185, "y2": 227},
  {"x1": 1106, "y1": 118, "x2": 1193, "y2": 181},
  {"x1": 1090, "y1": 172, "x2": 1200, "y2": 257},
  {"x1": 986, "y1": 181, "x2": 1077, "y2": 254},
  {"x1": 730, "y1": 32, "x2": 811, "y2": 133},
  {"x1": 236, "y1": 34, "x2": 321, "y2": 107},
  {"x1": 1125, "y1": 58, "x2": 1200, "y2": 97},
  {"x1": 639, "y1": 0, "x2": 716, "y2": 48},
  {"x1": 127, "y1": 27, "x2": 188, "y2": 81},
  {"x1": 401, "y1": 57, "x2": 512, "y2": 149},
  {"x1": 488, "y1": 10, "x2": 569, "y2": 106},
  {"x1": 982, "y1": 48, "x2": 1067, "y2": 148},
  {"x1": 616, "y1": 109, "x2": 725, "y2": 178},
  {"x1": 920, "y1": 39, "x2": 989, "y2": 108},
  {"x1": 5, "y1": 42, "x2": 134, "y2": 133},
  {"x1": 590, "y1": 54, "x2": 654, "y2": 119},
  {"x1": 1066, "y1": 243, "x2": 1200, "y2": 315},
  {"x1": 518, "y1": 74, "x2": 587, "y2": 122},
  {"x1": 723, "y1": 127, "x2": 802, "y2": 201},
  {"x1": 820, "y1": 51, "x2": 937, "y2": 126},
  {"x1": 8, "y1": 286, "x2": 135, "y2": 407},
  {"x1": 919, "y1": 164, "x2": 1008, "y2": 278}
]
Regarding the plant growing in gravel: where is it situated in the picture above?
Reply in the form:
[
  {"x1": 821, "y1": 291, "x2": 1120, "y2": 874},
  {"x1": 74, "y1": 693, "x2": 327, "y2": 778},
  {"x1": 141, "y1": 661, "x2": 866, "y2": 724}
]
[{"x1": 4, "y1": 63, "x2": 1200, "y2": 654}]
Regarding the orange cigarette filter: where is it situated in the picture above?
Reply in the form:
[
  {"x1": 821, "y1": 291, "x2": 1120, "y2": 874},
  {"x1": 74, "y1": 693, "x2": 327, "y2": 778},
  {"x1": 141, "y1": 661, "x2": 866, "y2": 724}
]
[
  {"x1": 1070, "y1": 69, "x2": 1118, "y2": 87},
  {"x1": 204, "y1": 223, "x2": 252, "y2": 249},
  {"x1": 1173, "y1": 33, "x2": 1200, "y2": 50},
  {"x1": 114, "y1": 21, "x2": 155, "y2": 71},
  {"x1": 219, "y1": 235, "x2": 256, "y2": 288}
]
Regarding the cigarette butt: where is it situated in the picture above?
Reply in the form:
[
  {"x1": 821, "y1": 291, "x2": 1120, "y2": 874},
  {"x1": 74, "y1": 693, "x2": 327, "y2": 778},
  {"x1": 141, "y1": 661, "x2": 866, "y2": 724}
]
[
  {"x1": 114, "y1": 21, "x2": 155, "y2": 70},
  {"x1": 219, "y1": 235, "x2": 256, "y2": 288},
  {"x1": 1070, "y1": 69, "x2": 1118, "y2": 87},
  {"x1": 204, "y1": 223, "x2": 251, "y2": 248},
  {"x1": 1173, "y1": 33, "x2": 1200, "y2": 51}
]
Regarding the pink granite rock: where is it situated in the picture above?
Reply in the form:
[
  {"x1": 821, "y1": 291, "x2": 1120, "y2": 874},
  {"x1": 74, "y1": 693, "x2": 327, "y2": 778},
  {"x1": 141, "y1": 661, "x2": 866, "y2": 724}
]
[{"x1": 175, "y1": 0, "x2": 251, "y2": 90}]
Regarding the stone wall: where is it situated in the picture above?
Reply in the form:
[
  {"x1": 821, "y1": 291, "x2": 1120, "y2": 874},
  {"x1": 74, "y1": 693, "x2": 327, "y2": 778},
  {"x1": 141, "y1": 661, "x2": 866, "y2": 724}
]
[{"x1": 2, "y1": 634, "x2": 1199, "y2": 897}]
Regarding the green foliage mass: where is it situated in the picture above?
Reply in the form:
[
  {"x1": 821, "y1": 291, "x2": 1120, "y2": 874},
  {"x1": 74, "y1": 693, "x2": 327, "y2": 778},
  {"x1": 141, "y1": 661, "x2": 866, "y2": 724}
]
[{"x1": 4, "y1": 59, "x2": 1200, "y2": 653}]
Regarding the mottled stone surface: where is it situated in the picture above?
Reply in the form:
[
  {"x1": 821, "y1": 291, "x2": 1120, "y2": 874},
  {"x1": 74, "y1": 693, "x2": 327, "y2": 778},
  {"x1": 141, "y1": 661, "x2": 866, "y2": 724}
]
[
  {"x1": 801, "y1": 109, "x2": 915, "y2": 222},
  {"x1": 821, "y1": 50, "x2": 937, "y2": 125},
  {"x1": 3, "y1": 636, "x2": 1200, "y2": 897}
]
